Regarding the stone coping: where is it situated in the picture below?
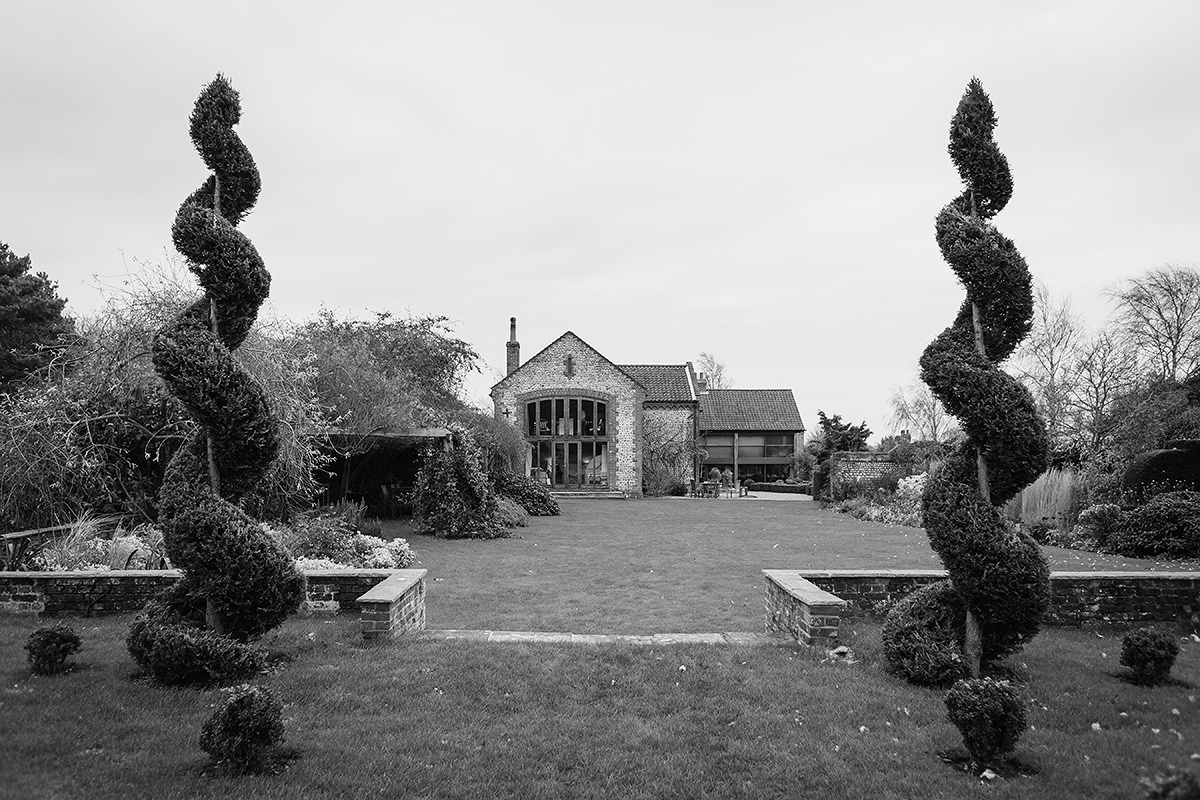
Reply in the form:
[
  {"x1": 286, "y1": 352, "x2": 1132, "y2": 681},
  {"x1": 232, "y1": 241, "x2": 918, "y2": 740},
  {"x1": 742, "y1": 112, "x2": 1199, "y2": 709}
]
[
  {"x1": 1, "y1": 568, "x2": 403, "y2": 579},
  {"x1": 761, "y1": 570, "x2": 847, "y2": 606},
  {"x1": 356, "y1": 569, "x2": 426, "y2": 604},
  {"x1": 794, "y1": 569, "x2": 1200, "y2": 580},
  {"x1": 424, "y1": 630, "x2": 790, "y2": 646}
]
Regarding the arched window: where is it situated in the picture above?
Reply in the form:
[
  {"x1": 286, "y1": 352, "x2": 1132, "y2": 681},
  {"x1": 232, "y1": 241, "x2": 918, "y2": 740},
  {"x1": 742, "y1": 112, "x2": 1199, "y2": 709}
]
[{"x1": 524, "y1": 397, "x2": 608, "y2": 489}]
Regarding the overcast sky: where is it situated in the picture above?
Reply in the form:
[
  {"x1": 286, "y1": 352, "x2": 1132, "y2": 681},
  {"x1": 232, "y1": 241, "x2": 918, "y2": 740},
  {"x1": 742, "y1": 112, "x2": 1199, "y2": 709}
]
[{"x1": 3, "y1": 1, "x2": 1198, "y2": 440}]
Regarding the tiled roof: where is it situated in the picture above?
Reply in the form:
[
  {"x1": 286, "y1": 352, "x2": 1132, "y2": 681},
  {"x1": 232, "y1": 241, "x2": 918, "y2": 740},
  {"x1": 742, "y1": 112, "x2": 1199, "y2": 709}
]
[
  {"x1": 618, "y1": 364, "x2": 695, "y2": 403},
  {"x1": 700, "y1": 389, "x2": 805, "y2": 432}
]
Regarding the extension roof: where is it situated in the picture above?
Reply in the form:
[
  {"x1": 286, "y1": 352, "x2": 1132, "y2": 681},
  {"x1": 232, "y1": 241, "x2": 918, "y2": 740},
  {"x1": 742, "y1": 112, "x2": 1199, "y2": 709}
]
[
  {"x1": 617, "y1": 364, "x2": 696, "y2": 403},
  {"x1": 700, "y1": 389, "x2": 805, "y2": 432}
]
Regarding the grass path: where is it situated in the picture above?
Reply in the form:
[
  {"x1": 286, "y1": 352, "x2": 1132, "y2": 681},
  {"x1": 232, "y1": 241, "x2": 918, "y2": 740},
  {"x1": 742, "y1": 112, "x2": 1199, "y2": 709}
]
[{"x1": 387, "y1": 497, "x2": 1194, "y2": 635}]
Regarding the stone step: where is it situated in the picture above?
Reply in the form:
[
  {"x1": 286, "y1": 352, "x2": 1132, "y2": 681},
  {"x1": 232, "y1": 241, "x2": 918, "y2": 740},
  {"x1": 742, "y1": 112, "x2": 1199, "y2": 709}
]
[{"x1": 550, "y1": 490, "x2": 628, "y2": 499}]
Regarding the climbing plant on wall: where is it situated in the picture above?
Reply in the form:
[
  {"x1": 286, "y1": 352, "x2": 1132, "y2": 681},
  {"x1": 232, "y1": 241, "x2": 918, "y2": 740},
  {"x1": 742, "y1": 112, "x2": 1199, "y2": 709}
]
[
  {"x1": 882, "y1": 78, "x2": 1051, "y2": 685},
  {"x1": 128, "y1": 75, "x2": 304, "y2": 684}
]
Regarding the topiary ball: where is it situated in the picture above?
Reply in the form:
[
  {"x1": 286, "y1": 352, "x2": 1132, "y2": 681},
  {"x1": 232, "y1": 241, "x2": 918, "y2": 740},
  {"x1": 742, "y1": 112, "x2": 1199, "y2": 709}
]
[
  {"x1": 200, "y1": 683, "x2": 285, "y2": 773},
  {"x1": 1121, "y1": 627, "x2": 1180, "y2": 686},
  {"x1": 127, "y1": 613, "x2": 266, "y2": 687},
  {"x1": 945, "y1": 677, "x2": 1028, "y2": 766},
  {"x1": 25, "y1": 624, "x2": 82, "y2": 675},
  {"x1": 881, "y1": 581, "x2": 968, "y2": 686}
]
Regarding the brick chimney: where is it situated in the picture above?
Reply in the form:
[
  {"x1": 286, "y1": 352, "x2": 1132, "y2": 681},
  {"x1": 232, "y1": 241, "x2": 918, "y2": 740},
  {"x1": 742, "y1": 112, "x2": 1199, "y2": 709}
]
[
  {"x1": 506, "y1": 317, "x2": 520, "y2": 375},
  {"x1": 696, "y1": 372, "x2": 709, "y2": 395}
]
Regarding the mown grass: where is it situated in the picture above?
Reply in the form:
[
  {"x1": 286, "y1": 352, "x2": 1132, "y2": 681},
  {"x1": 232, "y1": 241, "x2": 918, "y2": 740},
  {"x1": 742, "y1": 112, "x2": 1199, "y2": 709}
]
[
  {"x1": 3, "y1": 614, "x2": 1197, "y2": 799},
  {"x1": 392, "y1": 497, "x2": 1194, "y2": 634}
]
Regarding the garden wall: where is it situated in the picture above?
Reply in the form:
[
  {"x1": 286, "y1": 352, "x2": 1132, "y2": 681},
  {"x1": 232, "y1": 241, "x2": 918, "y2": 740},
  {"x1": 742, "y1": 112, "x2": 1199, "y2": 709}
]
[
  {"x1": 765, "y1": 569, "x2": 1200, "y2": 643},
  {"x1": 827, "y1": 453, "x2": 909, "y2": 499},
  {"x1": 0, "y1": 568, "x2": 410, "y2": 617}
]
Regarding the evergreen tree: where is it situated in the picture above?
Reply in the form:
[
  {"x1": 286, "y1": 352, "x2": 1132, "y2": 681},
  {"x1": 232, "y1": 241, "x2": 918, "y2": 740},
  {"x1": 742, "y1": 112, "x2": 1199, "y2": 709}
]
[
  {"x1": 0, "y1": 243, "x2": 74, "y2": 393},
  {"x1": 128, "y1": 75, "x2": 304, "y2": 685},
  {"x1": 882, "y1": 79, "x2": 1050, "y2": 685}
]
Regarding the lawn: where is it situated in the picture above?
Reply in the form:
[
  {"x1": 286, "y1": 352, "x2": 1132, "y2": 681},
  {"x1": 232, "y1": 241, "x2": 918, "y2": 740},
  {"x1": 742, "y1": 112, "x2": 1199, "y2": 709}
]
[
  {"x1": 2, "y1": 614, "x2": 1197, "y2": 799},
  {"x1": 390, "y1": 497, "x2": 1194, "y2": 635}
]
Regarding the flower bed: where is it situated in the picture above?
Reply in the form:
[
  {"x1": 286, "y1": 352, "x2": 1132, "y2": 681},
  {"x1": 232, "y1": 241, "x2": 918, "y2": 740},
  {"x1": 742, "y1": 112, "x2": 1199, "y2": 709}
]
[{"x1": 0, "y1": 568, "x2": 415, "y2": 617}]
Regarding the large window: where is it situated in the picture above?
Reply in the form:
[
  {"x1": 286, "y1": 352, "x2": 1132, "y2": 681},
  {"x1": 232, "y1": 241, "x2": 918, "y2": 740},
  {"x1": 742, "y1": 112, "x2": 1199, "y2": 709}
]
[
  {"x1": 702, "y1": 432, "x2": 795, "y2": 484},
  {"x1": 765, "y1": 434, "x2": 794, "y2": 458},
  {"x1": 703, "y1": 434, "x2": 734, "y2": 462},
  {"x1": 525, "y1": 397, "x2": 608, "y2": 489}
]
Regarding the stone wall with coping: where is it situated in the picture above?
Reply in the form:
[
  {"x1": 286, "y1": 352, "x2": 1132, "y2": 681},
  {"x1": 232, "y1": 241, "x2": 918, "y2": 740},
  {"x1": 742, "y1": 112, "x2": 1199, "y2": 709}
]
[
  {"x1": 491, "y1": 332, "x2": 644, "y2": 494},
  {"x1": 0, "y1": 569, "x2": 406, "y2": 617},
  {"x1": 765, "y1": 569, "x2": 1200, "y2": 640},
  {"x1": 828, "y1": 452, "x2": 906, "y2": 498},
  {"x1": 356, "y1": 570, "x2": 426, "y2": 639},
  {"x1": 764, "y1": 570, "x2": 846, "y2": 645}
]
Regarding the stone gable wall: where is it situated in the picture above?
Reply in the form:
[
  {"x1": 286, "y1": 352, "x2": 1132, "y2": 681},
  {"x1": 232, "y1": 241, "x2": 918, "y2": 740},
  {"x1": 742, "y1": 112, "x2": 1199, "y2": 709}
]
[
  {"x1": 492, "y1": 334, "x2": 644, "y2": 494},
  {"x1": 643, "y1": 405, "x2": 697, "y2": 486}
]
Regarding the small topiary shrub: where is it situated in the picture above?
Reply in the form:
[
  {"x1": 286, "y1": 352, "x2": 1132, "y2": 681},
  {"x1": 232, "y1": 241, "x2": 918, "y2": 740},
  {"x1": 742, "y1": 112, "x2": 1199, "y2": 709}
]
[
  {"x1": 492, "y1": 470, "x2": 561, "y2": 516},
  {"x1": 1141, "y1": 765, "x2": 1200, "y2": 799},
  {"x1": 1121, "y1": 627, "x2": 1180, "y2": 685},
  {"x1": 200, "y1": 683, "x2": 285, "y2": 773},
  {"x1": 881, "y1": 581, "x2": 967, "y2": 686},
  {"x1": 945, "y1": 677, "x2": 1028, "y2": 766},
  {"x1": 25, "y1": 624, "x2": 82, "y2": 675},
  {"x1": 1107, "y1": 491, "x2": 1200, "y2": 558}
]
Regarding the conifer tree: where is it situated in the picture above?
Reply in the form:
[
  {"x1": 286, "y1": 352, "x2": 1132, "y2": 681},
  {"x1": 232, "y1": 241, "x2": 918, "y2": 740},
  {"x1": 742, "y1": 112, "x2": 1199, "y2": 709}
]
[
  {"x1": 882, "y1": 79, "x2": 1050, "y2": 684},
  {"x1": 128, "y1": 76, "x2": 304, "y2": 684},
  {"x1": 0, "y1": 243, "x2": 74, "y2": 393}
]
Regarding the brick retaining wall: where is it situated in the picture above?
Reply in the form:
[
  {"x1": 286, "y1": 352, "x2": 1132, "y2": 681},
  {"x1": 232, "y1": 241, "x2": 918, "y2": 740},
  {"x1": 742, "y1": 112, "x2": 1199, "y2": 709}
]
[
  {"x1": 765, "y1": 570, "x2": 1200, "y2": 641},
  {"x1": 0, "y1": 569, "x2": 405, "y2": 617}
]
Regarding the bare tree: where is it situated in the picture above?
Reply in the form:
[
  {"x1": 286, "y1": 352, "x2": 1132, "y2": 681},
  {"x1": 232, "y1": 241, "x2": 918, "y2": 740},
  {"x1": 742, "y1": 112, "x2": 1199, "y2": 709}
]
[
  {"x1": 696, "y1": 352, "x2": 732, "y2": 388},
  {"x1": 1063, "y1": 331, "x2": 1140, "y2": 454},
  {"x1": 1011, "y1": 283, "x2": 1083, "y2": 447},
  {"x1": 889, "y1": 379, "x2": 959, "y2": 442},
  {"x1": 1109, "y1": 264, "x2": 1200, "y2": 382},
  {"x1": 642, "y1": 412, "x2": 698, "y2": 494}
]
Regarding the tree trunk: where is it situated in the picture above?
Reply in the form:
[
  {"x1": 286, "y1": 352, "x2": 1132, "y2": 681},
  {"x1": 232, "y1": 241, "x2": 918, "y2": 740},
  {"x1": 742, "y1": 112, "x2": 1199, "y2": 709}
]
[
  {"x1": 963, "y1": 297, "x2": 988, "y2": 678},
  {"x1": 205, "y1": 597, "x2": 227, "y2": 635},
  {"x1": 204, "y1": 175, "x2": 224, "y2": 636}
]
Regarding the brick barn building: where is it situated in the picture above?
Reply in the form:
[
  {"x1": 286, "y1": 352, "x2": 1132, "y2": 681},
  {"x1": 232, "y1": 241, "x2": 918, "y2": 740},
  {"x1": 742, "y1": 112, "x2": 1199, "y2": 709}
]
[{"x1": 490, "y1": 319, "x2": 804, "y2": 495}]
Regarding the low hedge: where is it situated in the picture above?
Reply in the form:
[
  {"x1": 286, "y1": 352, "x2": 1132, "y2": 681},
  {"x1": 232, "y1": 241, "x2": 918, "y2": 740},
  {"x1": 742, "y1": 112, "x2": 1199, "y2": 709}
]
[{"x1": 748, "y1": 483, "x2": 809, "y2": 495}]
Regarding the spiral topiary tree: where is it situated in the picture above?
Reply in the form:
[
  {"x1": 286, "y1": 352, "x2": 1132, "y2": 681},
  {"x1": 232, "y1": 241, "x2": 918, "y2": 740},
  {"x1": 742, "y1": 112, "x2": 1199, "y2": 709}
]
[
  {"x1": 882, "y1": 78, "x2": 1051, "y2": 685},
  {"x1": 127, "y1": 75, "x2": 304, "y2": 684}
]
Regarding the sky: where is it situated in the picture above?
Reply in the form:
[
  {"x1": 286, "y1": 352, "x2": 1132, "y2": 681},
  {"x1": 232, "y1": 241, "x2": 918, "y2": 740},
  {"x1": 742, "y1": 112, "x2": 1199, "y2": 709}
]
[{"x1": 3, "y1": 1, "x2": 1199, "y2": 441}]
